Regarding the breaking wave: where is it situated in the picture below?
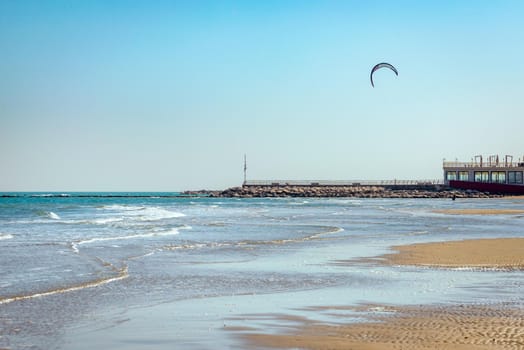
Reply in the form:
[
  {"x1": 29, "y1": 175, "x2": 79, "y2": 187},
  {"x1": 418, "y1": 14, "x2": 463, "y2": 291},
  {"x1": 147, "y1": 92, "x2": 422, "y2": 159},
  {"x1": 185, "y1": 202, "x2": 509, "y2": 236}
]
[
  {"x1": 35, "y1": 211, "x2": 61, "y2": 220},
  {"x1": 163, "y1": 225, "x2": 343, "y2": 251},
  {"x1": 45, "y1": 206, "x2": 187, "y2": 227},
  {"x1": 48, "y1": 212, "x2": 61, "y2": 220},
  {"x1": 30, "y1": 193, "x2": 70, "y2": 197},
  {"x1": 99, "y1": 205, "x2": 185, "y2": 221},
  {"x1": 71, "y1": 226, "x2": 190, "y2": 253},
  {"x1": 0, "y1": 233, "x2": 14, "y2": 241},
  {"x1": 406, "y1": 230, "x2": 429, "y2": 236},
  {"x1": 0, "y1": 267, "x2": 128, "y2": 305}
]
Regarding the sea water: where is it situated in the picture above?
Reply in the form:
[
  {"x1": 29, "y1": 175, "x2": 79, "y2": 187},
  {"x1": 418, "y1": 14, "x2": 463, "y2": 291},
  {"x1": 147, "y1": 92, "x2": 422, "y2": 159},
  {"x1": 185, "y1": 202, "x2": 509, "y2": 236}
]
[{"x1": 0, "y1": 193, "x2": 523, "y2": 349}]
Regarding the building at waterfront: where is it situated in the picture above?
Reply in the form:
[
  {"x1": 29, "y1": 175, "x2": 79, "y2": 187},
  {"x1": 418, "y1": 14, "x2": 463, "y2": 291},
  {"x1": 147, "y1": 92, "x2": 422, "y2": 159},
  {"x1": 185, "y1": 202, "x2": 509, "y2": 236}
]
[{"x1": 443, "y1": 155, "x2": 524, "y2": 194}]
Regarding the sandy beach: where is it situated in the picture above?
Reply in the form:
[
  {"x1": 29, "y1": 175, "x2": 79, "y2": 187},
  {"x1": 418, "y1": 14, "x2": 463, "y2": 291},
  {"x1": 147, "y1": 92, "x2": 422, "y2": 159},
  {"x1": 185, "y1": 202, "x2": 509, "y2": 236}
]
[
  {"x1": 3, "y1": 195, "x2": 524, "y2": 349},
  {"x1": 239, "y1": 237, "x2": 524, "y2": 349},
  {"x1": 433, "y1": 209, "x2": 524, "y2": 215},
  {"x1": 383, "y1": 238, "x2": 524, "y2": 270},
  {"x1": 241, "y1": 303, "x2": 524, "y2": 350}
]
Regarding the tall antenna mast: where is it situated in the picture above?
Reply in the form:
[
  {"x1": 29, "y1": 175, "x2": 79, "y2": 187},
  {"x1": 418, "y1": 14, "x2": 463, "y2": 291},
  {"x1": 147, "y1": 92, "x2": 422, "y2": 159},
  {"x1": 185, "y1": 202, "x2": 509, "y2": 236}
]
[{"x1": 243, "y1": 154, "x2": 247, "y2": 186}]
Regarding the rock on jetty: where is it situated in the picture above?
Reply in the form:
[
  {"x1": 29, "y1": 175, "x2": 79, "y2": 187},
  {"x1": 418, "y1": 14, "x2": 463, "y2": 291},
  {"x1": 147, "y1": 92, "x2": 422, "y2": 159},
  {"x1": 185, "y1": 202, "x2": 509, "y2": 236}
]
[{"x1": 184, "y1": 185, "x2": 500, "y2": 198}]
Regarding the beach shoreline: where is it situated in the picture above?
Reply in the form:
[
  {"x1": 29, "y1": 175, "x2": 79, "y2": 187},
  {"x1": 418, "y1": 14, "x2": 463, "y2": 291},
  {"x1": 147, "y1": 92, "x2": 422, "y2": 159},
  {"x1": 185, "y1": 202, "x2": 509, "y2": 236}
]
[
  {"x1": 2, "y1": 195, "x2": 523, "y2": 349},
  {"x1": 382, "y1": 238, "x2": 524, "y2": 270},
  {"x1": 432, "y1": 209, "x2": 524, "y2": 215},
  {"x1": 238, "y1": 302, "x2": 524, "y2": 350},
  {"x1": 238, "y1": 237, "x2": 524, "y2": 349}
]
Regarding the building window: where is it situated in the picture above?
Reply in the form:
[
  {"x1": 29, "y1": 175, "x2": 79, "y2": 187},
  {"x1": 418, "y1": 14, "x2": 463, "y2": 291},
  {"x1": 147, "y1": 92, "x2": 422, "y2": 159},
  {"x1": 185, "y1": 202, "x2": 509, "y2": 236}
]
[
  {"x1": 474, "y1": 171, "x2": 489, "y2": 182},
  {"x1": 458, "y1": 171, "x2": 469, "y2": 181},
  {"x1": 508, "y1": 171, "x2": 523, "y2": 184},
  {"x1": 446, "y1": 171, "x2": 457, "y2": 181},
  {"x1": 491, "y1": 171, "x2": 506, "y2": 184}
]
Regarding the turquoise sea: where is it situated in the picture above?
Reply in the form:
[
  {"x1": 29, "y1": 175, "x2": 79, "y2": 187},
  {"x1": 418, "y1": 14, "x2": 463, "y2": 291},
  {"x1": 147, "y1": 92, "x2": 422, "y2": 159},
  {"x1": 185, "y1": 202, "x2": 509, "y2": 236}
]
[{"x1": 0, "y1": 193, "x2": 523, "y2": 349}]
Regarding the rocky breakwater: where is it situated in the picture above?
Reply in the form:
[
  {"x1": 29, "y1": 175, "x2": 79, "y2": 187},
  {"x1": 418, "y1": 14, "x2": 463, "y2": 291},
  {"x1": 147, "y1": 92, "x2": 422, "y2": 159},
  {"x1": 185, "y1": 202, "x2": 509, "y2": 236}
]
[{"x1": 185, "y1": 186, "x2": 498, "y2": 198}]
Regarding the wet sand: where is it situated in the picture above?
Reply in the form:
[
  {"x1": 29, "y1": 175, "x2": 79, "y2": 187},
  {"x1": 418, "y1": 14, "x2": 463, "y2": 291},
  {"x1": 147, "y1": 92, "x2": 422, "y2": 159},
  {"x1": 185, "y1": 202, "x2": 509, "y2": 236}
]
[
  {"x1": 238, "y1": 238, "x2": 524, "y2": 349},
  {"x1": 383, "y1": 238, "x2": 524, "y2": 269},
  {"x1": 503, "y1": 195, "x2": 524, "y2": 199},
  {"x1": 240, "y1": 304, "x2": 524, "y2": 350},
  {"x1": 433, "y1": 209, "x2": 524, "y2": 215}
]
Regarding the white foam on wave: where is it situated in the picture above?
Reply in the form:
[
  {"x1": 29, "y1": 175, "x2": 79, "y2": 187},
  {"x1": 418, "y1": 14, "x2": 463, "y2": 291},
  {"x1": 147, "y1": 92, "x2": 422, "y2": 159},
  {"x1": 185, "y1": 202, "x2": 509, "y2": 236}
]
[
  {"x1": 71, "y1": 226, "x2": 190, "y2": 252},
  {"x1": 58, "y1": 212, "x2": 184, "y2": 227},
  {"x1": 0, "y1": 266, "x2": 128, "y2": 305},
  {"x1": 136, "y1": 207, "x2": 186, "y2": 221},
  {"x1": 58, "y1": 217, "x2": 125, "y2": 226},
  {"x1": 164, "y1": 241, "x2": 229, "y2": 250},
  {"x1": 0, "y1": 233, "x2": 14, "y2": 241},
  {"x1": 406, "y1": 230, "x2": 429, "y2": 236},
  {"x1": 100, "y1": 205, "x2": 185, "y2": 221},
  {"x1": 289, "y1": 200, "x2": 310, "y2": 206},
  {"x1": 48, "y1": 211, "x2": 61, "y2": 220},
  {"x1": 100, "y1": 204, "x2": 146, "y2": 211},
  {"x1": 91, "y1": 217, "x2": 125, "y2": 225},
  {"x1": 307, "y1": 226, "x2": 344, "y2": 240},
  {"x1": 58, "y1": 206, "x2": 186, "y2": 227},
  {"x1": 32, "y1": 193, "x2": 70, "y2": 197},
  {"x1": 35, "y1": 210, "x2": 61, "y2": 220}
]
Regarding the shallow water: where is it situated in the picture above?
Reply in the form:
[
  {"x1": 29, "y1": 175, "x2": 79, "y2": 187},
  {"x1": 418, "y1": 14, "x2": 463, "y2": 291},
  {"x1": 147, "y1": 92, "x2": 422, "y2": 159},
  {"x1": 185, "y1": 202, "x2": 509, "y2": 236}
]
[{"x1": 0, "y1": 194, "x2": 523, "y2": 349}]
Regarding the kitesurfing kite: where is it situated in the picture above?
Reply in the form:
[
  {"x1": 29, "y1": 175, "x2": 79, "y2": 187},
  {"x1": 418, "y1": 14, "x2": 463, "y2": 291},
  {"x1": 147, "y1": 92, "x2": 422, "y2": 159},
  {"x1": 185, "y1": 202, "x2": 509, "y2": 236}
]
[{"x1": 370, "y1": 62, "x2": 398, "y2": 87}]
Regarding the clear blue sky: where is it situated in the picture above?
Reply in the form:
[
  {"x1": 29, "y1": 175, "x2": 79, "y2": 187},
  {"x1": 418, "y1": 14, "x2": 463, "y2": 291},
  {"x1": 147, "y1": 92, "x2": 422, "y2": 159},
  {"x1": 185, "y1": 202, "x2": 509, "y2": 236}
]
[{"x1": 1, "y1": 1, "x2": 523, "y2": 191}]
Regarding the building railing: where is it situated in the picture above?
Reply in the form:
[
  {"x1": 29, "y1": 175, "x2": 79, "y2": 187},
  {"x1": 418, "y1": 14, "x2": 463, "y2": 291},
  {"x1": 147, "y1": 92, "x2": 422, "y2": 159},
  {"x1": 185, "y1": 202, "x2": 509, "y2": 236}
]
[
  {"x1": 244, "y1": 179, "x2": 444, "y2": 186},
  {"x1": 443, "y1": 161, "x2": 524, "y2": 168}
]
